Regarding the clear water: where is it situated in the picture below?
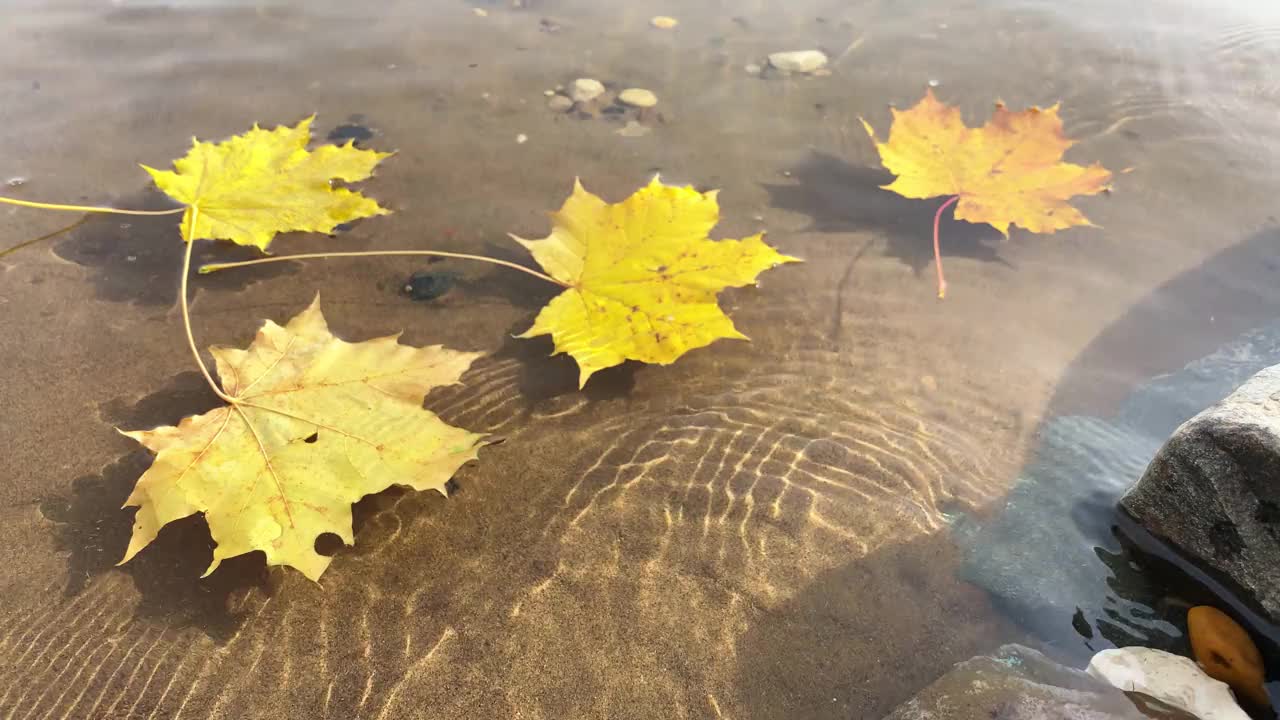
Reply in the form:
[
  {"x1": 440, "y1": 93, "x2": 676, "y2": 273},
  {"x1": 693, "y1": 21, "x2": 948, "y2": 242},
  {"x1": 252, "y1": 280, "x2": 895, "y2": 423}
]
[{"x1": 1, "y1": 0, "x2": 1280, "y2": 717}]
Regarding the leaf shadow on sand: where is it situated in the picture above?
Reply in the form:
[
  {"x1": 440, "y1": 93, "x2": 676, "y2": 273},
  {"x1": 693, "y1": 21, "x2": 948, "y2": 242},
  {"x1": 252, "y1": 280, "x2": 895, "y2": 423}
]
[
  {"x1": 762, "y1": 151, "x2": 1013, "y2": 274},
  {"x1": 40, "y1": 372, "x2": 269, "y2": 641},
  {"x1": 383, "y1": 254, "x2": 641, "y2": 418},
  {"x1": 42, "y1": 370, "x2": 442, "y2": 641},
  {"x1": 49, "y1": 186, "x2": 301, "y2": 307}
]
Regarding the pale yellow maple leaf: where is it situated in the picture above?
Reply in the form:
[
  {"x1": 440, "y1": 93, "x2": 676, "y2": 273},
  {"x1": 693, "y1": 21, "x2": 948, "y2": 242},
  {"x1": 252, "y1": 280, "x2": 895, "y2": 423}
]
[
  {"x1": 512, "y1": 177, "x2": 800, "y2": 387},
  {"x1": 142, "y1": 116, "x2": 391, "y2": 249},
  {"x1": 119, "y1": 297, "x2": 485, "y2": 581}
]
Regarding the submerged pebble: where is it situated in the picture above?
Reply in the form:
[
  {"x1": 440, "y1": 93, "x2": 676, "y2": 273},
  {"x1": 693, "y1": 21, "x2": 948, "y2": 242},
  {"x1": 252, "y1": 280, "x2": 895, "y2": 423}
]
[
  {"x1": 403, "y1": 271, "x2": 459, "y2": 301},
  {"x1": 650, "y1": 16, "x2": 678, "y2": 29},
  {"x1": 768, "y1": 49, "x2": 829, "y2": 73},
  {"x1": 618, "y1": 88, "x2": 658, "y2": 108},
  {"x1": 547, "y1": 94, "x2": 573, "y2": 112},
  {"x1": 617, "y1": 120, "x2": 650, "y2": 137},
  {"x1": 327, "y1": 123, "x2": 374, "y2": 146},
  {"x1": 570, "y1": 78, "x2": 605, "y2": 103}
]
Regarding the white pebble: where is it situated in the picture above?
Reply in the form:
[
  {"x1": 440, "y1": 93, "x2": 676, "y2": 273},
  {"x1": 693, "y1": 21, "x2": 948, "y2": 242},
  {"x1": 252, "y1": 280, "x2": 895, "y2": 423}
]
[
  {"x1": 767, "y1": 50, "x2": 829, "y2": 73},
  {"x1": 618, "y1": 88, "x2": 658, "y2": 108},
  {"x1": 516, "y1": 133, "x2": 528, "y2": 144},
  {"x1": 570, "y1": 78, "x2": 605, "y2": 103},
  {"x1": 1087, "y1": 648, "x2": 1250, "y2": 720},
  {"x1": 617, "y1": 120, "x2": 651, "y2": 137}
]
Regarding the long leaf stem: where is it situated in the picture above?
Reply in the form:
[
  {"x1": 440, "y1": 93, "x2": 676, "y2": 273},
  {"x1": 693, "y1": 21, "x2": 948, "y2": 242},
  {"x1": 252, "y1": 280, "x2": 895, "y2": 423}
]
[
  {"x1": 179, "y1": 206, "x2": 237, "y2": 404},
  {"x1": 0, "y1": 195, "x2": 185, "y2": 216},
  {"x1": 199, "y1": 249, "x2": 566, "y2": 287}
]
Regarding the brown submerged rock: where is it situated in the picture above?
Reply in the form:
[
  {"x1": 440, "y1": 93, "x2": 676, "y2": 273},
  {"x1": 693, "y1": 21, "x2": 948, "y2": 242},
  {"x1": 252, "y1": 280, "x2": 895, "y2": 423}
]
[{"x1": 1188, "y1": 605, "x2": 1270, "y2": 709}]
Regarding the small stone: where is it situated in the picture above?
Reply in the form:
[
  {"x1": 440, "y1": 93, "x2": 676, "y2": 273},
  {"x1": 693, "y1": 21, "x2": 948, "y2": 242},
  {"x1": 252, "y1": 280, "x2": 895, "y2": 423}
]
[
  {"x1": 618, "y1": 88, "x2": 658, "y2": 108},
  {"x1": 767, "y1": 49, "x2": 829, "y2": 73},
  {"x1": 570, "y1": 78, "x2": 605, "y2": 103},
  {"x1": 1087, "y1": 647, "x2": 1251, "y2": 720},
  {"x1": 617, "y1": 120, "x2": 650, "y2": 137},
  {"x1": 1188, "y1": 606, "x2": 1270, "y2": 709},
  {"x1": 744, "y1": 63, "x2": 762, "y2": 75},
  {"x1": 928, "y1": 78, "x2": 940, "y2": 87},
  {"x1": 543, "y1": 89, "x2": 555, "y2": 96},
  {"x1": 547, "y1": 95, "x2": 573, "y2": 112},
  {"x1": 403, "y1": 271, "x2": 459, "y2": 301},
  {"x1": 6, "y1": 176, "x2": 26, "y2": 187},
  {"x1": 650, "y1": 16, "x2": 678, "y2": 29},
  {"x1": 472, "y1": 7, "x2": 488, "y2": 17},
  {"x1": 515, "y1": 133, "x2": 528, "y2": 144}
]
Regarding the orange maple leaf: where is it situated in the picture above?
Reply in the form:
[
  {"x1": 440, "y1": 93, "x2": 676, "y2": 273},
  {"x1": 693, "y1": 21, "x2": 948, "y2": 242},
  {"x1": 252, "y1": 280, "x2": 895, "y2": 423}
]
[{"x1": 862, "y1": 89, "x2": 1113, "y2": 297}]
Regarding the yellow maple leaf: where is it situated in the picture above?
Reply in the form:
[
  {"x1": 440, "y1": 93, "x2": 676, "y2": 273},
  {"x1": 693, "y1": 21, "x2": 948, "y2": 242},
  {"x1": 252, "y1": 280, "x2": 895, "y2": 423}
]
[
  {"x1": 143, "y1": 116, "x2": 391, "y2": 249},
  {"x1": 862, "y1": 89, "x2": 1112, "y2": 296},
  {"x1": 862, "y1": 89, "x2": 1112, "y2": 235},
  {"x1": 512, "y1": 177, "x2": 800, "y2": 387},
  {"x1": 119, "y1": 297, "x2": 485, "y2": 581}
]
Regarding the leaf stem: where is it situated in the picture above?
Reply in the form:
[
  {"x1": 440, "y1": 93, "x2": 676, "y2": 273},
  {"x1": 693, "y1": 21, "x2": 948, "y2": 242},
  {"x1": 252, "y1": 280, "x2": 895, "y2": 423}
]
[
  {"x1": 0, "y1": 195, "x2": 186, "y2": 216},
  {"x1": 199, "y1": 249, "x2": 567, "y2": 287},
  {"x1": 179, "y1": 206, "x2": 237, "y2": 404},
  {"x1": 933, "y1": 195, "x2": 960, "y2": 299}
]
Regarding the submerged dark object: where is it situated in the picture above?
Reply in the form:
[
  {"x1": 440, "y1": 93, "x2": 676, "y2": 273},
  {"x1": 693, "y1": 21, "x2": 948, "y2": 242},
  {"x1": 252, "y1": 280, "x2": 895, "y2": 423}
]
[
  {"x1": 403, "y1": 270, "x2": 459, "y2": 301},
  {"x1": 327, "y1": 123, "x2": 374, "y2": 146}
]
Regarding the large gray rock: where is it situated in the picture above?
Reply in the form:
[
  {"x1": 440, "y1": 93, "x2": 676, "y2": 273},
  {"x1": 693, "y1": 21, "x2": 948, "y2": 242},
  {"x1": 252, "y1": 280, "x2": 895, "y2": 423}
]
[
  {"x1": 881, "y1": 644, "x2": 1150, "y2": 719},
  {"x1": 957, "y1": 320, "x2": 1280, "y2": 650},
  {"x1": 1120, "y1": 363, "x2": 1280, "y2": 622}
]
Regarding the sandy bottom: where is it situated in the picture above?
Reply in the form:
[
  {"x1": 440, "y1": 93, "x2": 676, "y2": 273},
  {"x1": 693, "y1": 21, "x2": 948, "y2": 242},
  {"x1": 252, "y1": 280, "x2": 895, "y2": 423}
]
[{"x1": 2, "y1": 0, "x2": 1280, "y2": 718}]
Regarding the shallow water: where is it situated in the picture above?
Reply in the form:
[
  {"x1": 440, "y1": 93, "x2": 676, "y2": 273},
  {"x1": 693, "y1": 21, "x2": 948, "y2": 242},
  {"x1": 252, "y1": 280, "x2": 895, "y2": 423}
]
[{"x1": 2, "y1": 0, "x2": 1280, "y2": 718}]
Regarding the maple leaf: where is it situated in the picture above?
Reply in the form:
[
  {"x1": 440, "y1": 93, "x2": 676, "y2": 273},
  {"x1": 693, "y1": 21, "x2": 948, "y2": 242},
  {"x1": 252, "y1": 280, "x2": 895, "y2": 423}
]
[
  {"x1": 143, "y1": 116, "x2": 391, "y2": 249},
  {"x1": 118, "y1": 297, "x2": 485, "y2": 581},
  {"x1": 862, "y1": 89, "x2": 1112, "y2": 296},
  {"x1": 512, "y1": 177, "x2": 800, "y2": 387}
]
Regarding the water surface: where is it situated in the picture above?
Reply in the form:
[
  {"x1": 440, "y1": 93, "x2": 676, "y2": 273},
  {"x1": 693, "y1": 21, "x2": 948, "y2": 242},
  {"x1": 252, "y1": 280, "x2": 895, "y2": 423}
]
[{"x1": 2, "y1": 0, "x2": 1280, "y2": 717}]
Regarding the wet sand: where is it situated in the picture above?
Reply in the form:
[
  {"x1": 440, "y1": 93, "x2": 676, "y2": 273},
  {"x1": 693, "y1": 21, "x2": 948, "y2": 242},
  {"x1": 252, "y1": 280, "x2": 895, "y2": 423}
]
[{"x1": 3, "y1": 0, "x2": 1280, "y2": 717}]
